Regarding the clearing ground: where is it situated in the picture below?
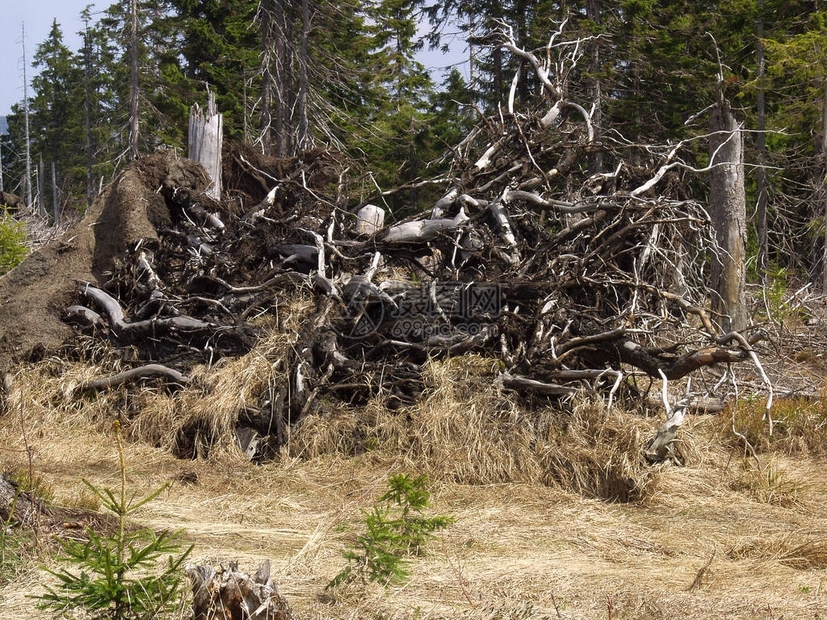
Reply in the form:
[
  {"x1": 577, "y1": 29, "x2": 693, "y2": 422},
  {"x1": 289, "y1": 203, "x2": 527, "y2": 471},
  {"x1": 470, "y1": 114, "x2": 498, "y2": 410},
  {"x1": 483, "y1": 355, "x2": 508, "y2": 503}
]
[{"x1": 1, "y1": 345, "x2": 827, "y2": 620}]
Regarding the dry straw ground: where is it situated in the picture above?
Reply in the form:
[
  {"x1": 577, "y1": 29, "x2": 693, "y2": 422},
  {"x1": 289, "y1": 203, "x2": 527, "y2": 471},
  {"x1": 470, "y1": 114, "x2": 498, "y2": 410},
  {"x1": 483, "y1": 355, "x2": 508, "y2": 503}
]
[{"x1": 2, "y1": 306, "x2": 827, "y2": 619}]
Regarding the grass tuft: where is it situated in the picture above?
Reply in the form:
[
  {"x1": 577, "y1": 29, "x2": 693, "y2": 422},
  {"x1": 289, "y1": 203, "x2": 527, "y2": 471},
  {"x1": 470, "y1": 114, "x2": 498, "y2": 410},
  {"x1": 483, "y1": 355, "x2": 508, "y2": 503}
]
[
  {"x1": 727, "y1": 533, "x2": 827, "y2": 569},
  {"x1": 728, "y1": 455, "x2": 805, "y2": 507},
  {"x1": 721, "y1": 395, "x2": 827, "y2": 457},
  {"x1": 290, "y1": 356, "x2": 670, "y2": 503}
]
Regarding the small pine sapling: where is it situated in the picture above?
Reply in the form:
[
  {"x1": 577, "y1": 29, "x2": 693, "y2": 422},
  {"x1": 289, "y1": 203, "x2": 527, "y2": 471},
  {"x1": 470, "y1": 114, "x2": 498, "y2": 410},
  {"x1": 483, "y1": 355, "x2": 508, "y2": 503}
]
[
  {"x1": 330, "y1": 473, "x2": 454, "y2": 587},
  {"x1": 37, "y1": 421, "x2": 192, "y2": 619}
]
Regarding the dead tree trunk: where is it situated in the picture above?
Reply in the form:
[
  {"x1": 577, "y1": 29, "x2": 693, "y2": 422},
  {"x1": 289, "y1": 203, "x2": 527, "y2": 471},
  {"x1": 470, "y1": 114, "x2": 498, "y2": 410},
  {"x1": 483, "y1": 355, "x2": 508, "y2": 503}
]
[
  {"x1": 709, "y1": 86, "x2": 748, "y2": 332},
  {"x1": 755, "y1": 0, "x2": 768, "y2": 277},
  {"x1": 129, "y1": 0, "x2": 139, "y2": 161},
  {"x1": 821, "y1": 80, "x2": 827, "y2": 294},
  {"x1": 188, "y1": 91, "x2": 223, "y2": 201}
]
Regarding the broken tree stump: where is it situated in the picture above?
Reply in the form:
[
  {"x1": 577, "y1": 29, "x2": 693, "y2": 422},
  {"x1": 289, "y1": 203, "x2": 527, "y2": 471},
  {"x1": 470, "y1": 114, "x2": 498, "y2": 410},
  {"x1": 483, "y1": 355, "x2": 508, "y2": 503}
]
[{"x1": 186, "y1": 560, "x2": 292, "y2": 620}]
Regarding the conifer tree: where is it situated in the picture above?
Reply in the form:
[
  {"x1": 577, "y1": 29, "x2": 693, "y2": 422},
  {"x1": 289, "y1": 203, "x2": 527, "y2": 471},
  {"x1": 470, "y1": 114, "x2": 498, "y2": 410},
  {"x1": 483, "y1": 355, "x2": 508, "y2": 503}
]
[{"x1": 29, "y1": 20, "x2": 85, "y2": 217}]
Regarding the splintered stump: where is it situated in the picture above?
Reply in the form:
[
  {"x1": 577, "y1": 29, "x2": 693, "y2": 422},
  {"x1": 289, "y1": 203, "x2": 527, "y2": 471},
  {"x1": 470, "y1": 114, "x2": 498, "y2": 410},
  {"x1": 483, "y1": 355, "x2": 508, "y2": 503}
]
[{"x1": 187, "y1": 560, "x2": 292, "y2": 620}]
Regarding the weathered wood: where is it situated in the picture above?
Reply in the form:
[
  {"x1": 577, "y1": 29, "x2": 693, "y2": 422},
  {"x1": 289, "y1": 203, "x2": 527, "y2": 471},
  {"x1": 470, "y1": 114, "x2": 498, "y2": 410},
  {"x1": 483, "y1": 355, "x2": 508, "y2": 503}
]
[
  {"x1": 708, "y1": 84, "x2": 747, "y2": 332},
  {"x1": 77, "y1": 283, "x2": 215, "y2": 342},
  {"x1": 187, "y1": 560, "x2": 292, "y2": 620},
  {"x1": 188, "y1": 90, "x2": 223, "y2": 201},
  {"x1": 644, "y1": 404, "x2": 687, "y2": 463},
  {"x1": 495, "y1": 372, "x2": 578, "y2": 396},
  {"x1": 356, "y1": 204, "x2": 385, "y2": 235},
  {"x1": 63, "y1": 305, "x2": 106, "y2": 331},
  {"x1": 76, "y1": 364, "x2": 190, "y2": 393},
  {"x1": 383, "y1": 209, "x2": 469, "y2": 243}
]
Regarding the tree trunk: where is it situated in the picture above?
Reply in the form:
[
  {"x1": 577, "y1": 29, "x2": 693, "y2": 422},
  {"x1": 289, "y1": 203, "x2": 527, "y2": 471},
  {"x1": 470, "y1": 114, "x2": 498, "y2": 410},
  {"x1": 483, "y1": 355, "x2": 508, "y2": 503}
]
[
  {"x1": 187, "y1": 561, "x2": 292, "y2": 620},
  {"x1": 586, "y1": 0, "x2": 603, "y2": 174},
  {"x1": 709, "y1": 87, "x2": 748, "y2": 333},
  {"x1": 22, "y1": 23, "x2": 33, "y2": 211},
  {"x1": 51, "y1": 162, "x2": 58, "y2": 225},
  {"x1": 755, "y1": 0, "x2": 768, "y2": 277},
  {"x1": 274, "y1": 0, "x2": 289, "y2": 157},
  {"x1": 822, "y1": 80, "x2": 827, "y2": 293},
  {"x1": 37, "y1": 156, "x2": 45, "y2": 218},
  {"x1": 297, "y1": 0, "x2": 310, "y2": 150},
  {"x1": 129, "y1": 0, "x2": 140, "y2": 161},
  {"x1": 83, "y1": 19, "x2": 95, "y2": 209},
  {"x1": 260, "y1": 1, "x2": 275, "y2": 154},
  {"x1": 188, "y1": 91, "x2": 223, "y2": 201}
]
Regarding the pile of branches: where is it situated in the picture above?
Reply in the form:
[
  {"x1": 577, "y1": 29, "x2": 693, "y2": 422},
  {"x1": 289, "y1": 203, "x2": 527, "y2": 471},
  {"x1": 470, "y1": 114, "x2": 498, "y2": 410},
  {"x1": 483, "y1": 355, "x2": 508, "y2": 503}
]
[{"x1": 63, "y1": 26, "x2": 767, "y2": 461}]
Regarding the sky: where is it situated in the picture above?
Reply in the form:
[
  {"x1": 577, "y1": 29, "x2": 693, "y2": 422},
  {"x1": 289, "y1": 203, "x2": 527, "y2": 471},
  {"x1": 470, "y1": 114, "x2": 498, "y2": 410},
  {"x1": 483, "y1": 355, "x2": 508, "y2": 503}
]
[
  {"x1": 0, "y1": 0, "x2": 466, "y2": 119},
  {"x1": 0, "y1": 0, "x2": 90, "y2": 116}
]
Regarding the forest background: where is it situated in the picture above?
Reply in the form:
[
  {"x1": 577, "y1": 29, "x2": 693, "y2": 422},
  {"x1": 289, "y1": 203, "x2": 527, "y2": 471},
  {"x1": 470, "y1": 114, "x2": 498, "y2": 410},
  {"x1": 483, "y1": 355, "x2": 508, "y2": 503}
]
[{"x1": 2, "y1": 0, "x2": 827, "y2": 287}]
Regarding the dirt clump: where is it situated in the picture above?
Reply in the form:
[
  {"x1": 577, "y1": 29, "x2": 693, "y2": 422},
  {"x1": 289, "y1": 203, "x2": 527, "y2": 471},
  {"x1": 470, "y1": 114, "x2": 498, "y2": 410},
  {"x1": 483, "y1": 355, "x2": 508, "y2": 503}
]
[{"x1": 0, "y1": 149, "x2": 212, "y2": 370}]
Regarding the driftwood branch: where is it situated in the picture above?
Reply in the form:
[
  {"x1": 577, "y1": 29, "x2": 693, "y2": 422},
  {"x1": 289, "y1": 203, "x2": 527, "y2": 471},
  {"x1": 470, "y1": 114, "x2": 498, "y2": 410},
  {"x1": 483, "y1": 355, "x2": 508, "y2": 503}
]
[
  {"x1": 77, "y1": 283, "x2": 216, "y2": 342},
  {"x1": 76, "y1": 364, "x2": 191, "y2": 393}
]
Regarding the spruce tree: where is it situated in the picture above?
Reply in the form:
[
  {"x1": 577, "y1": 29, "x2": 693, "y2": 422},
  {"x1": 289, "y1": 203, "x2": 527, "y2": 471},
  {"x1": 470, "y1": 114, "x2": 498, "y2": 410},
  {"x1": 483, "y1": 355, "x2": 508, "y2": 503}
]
[{"x1": 29, "y1": 20, "x2": 85, "y2": 218}]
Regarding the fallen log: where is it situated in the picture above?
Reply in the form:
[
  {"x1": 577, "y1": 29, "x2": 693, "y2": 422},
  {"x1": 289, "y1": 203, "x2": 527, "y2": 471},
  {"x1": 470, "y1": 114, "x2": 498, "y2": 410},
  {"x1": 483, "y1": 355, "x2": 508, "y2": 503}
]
[
  {"x1": 383, "y1": 209, "x2": 469, "y2": 243},
  {"x1": 0, "y1": 473, "x2": 51, "y2": 528}
]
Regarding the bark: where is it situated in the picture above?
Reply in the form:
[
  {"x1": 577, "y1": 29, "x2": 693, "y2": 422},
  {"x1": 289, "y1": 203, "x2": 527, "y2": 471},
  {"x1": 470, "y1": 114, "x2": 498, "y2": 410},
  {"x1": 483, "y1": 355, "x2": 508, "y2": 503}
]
[{"x1": 709, "y1": 87, "x2": 748, "y2": 332}]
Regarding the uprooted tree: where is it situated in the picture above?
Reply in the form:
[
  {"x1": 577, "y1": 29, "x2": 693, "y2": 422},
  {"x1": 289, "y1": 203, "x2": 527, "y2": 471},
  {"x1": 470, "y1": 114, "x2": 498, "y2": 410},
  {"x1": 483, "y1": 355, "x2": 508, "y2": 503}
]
[{"x1": 50, "y1": 24, "x2": 771, "y2": 462}]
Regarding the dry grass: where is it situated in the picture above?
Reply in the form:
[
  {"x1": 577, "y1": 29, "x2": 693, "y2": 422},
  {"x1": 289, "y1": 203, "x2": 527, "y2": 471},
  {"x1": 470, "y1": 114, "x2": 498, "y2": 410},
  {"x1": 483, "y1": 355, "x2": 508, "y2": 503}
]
[
  {"x1": 720, "y1": 393, "x2": 827, "y2": 457},
  {"x1": 290, "y1": 355, "x2": 673, "y2": 502},
  {"x1": 726, "y1": 532, "x2": 827, "y2": 569},
  {"x1": 728, "y1": 454, "x2": 808, "y2": 507},
  {"x1": 3, "y1": 335, "x2": 827, "y2": 618}
]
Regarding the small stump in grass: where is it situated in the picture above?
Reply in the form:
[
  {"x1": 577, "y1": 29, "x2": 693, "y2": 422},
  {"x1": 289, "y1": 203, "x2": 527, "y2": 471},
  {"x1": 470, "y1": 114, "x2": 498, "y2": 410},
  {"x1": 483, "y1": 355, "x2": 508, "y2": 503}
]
[{"x1": 187, "y1": 560, "x2": 292, "y2": 620}]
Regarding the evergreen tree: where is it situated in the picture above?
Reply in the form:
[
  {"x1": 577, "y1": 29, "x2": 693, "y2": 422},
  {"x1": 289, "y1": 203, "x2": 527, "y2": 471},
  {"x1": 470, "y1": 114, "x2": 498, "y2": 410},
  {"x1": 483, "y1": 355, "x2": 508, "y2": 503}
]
[
  {"x1": 29, "y1": 20, "x2": 85, "y2": 218},
  {"x1": 757, "y1": 7, "x2": 827, "y2": 282},
  {"x1": 168, "y1": 0, "x2": 259, "y2": 143}
]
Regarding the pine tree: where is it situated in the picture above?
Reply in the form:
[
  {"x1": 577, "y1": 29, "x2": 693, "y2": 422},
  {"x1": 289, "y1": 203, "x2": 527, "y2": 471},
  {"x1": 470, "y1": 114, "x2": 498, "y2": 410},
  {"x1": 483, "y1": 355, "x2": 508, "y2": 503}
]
[{"x1": 29, "y1": 20, "x2": 85, "y2": 218}]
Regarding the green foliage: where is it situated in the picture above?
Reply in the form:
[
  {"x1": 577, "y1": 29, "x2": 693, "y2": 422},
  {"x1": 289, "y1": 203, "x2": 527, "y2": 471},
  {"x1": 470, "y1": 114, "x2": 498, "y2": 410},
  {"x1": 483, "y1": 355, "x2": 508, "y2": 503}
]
[
  {"x1": 37, "y1": 422, "x2": 192, "y2": 620},
  {"x1": 0, "y1": 213, "x2": 28, "y2": 275},
  {"x1": 0, "y1": 529, "x2": 34, "y2": 588},
  {"x1": 330, "y1": 473, "x2": 454, "y2": 587}
]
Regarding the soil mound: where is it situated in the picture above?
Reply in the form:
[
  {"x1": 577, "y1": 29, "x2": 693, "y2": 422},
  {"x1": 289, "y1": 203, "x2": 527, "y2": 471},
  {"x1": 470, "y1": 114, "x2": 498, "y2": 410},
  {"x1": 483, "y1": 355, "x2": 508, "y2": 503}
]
[{"x1": 0, "y1": 150, "x2": 211, "y2": 369}]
